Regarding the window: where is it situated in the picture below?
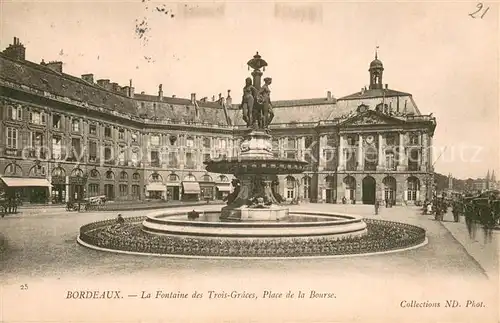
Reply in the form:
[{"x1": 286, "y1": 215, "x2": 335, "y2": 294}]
[
  {"x1": 346, "y1": 136, "x2": 355, "y2": 146},
  {"x1": 118, "y1": 146, "x2": 126, "y2": 165},
  {"x1": 52, "y1": 136, "x2": 62, "y2": 159},
  {"x1": 120, "y1": 171, "x2": 128, "y2": 180},
  {"x1": 186, "y1": 137, "x2": 194, "y2": 148},
  {"x1": 385, "y1": 134, "x2": 396, "y2": 146},
  {"x1": 104, "y1": 145, "x2": 113, "y2": 165},
  {"x1": 385, "y1": 152, "x2": 396, "y2": 170},
  {"x1": 132, "y1": 185, "x2": 141, "y2": 197},
  {"x1": 131, "y1": 150, "x2": 139, "y2": 166},
  {"x1": 168, "y1": 152, "x2": 178, "y2": 167},
  {"x1": 202, "y1": 174, "x2": 212, "y2": 182},
  {"x1": 71, "y1": 119, "x2": 79, "y2": 132},
  {"x1": 150, "y1": 135, "x2": 160, "y2": 146},
  {"x1": 70, "y1": 138, "x2": 81, "y2": 161},
  {"x1": 286, "y1": 151, "x2": 296, "y2": 159},
  {"x1": 302, "y1": 176, "x2": 312, "y2": 199},
  {"x1": 132, "y1": 172, "x2": 140, "y2": 181},
  {"x1": 410, "y1": 133, "x2": 419, "y2": 145},
  {"x1": 8, "y1": 105, "x2": 22, "y2": 121},
  {"x1": 168, "y1": 174, "x2": 179, "y2": 182},
  {"x1": 104, "y1": 126, "x2": 112, "y2": 138},
  {"x1": 305, "y1": 137, "x2": 314, "y2": 148},
  {"x1": 6, "y1": 127, "x2": 18, "y2": 149},
  {"x1": 89, "y1": 124, "x2": 97, "y2": 135},
  {"x1": 184, "y1": 174, "x2": 196, "y2": 181},
  {"x1": 89, "y1": 141, "x2": 97, "y2": 163},
  {"x1": 88, "y1": 184, "x2": 100, "y2": 196},
  {"x1": 272, "y1": 139, "x2": 280, "y2": 158},
  {"x1": 407, "y1": 177, "x2": 420, "y2": 201},
  {"x1": 119, "y1": 184, "x2": 128, "y2": 196},
  {"x1": 287, "y1": 138, "x2": 296, "y2": 150},
  {"x1": 151, "y1": 173, "x2": 161, "y2": 182},
  {"x1": 29, "y1": 132, "x2": 45, "y2": 158},
  {"x1": 118, "y1": 129, "x2": 125, "y2": 140},
  {"x1": 323, "y1": 149, "x2": 336, "y2": 170},
  {"x1": 30, "y1": 111, "x2": 46, "y2": 125},
  {"x1": 90, "y1": 169, "x2": 99, "y2": 178},
  {"x1": 105, "y1": 171, "x2": 114, "y2": 180},
  {"x1": 185, "y1": 152, "x2": 195, "y2": 169},
  {"x1": 52, "y1": 114, "x2": 61, "y2": 129},
  {"x1": 286, "y1": 177, "x2": 295, "y2": 199},
  {"x1": 218, "y1": 138, "x2": 227, "y2": 150},
  {"x1": 203, "y1": 153, "x2": 211, "y2": 162},
  {"x1": 218, "y1": 175, "x2": 229, "y2": 182},
  {"x1": 151, "y1": 151, "x2": 160, "y2": 167},
  {"x1": 131, "y1": 133, "x2": 138, "y2": 142},
  {"x1": 203, "y1": 138, "x2": 211, "y2": 148}
]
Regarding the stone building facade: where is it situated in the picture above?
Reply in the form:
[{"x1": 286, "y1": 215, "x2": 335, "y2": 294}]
[{"x1": 0, "y1": 38, "x2": 436, "y2": 205}]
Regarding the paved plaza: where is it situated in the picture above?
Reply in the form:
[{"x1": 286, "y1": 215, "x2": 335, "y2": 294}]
[{"x1": 1, "y1": 204, "x2": 498, "y2": 322}]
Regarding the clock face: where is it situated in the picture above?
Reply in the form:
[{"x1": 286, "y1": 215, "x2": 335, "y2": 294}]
[{"x1": 366, "y1": 135, "x2": 374, "y2": 144}]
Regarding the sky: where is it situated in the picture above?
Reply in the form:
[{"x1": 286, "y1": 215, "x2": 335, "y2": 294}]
[{"x1": 0, "y1": 0, "x2": 498, "y2": 179}]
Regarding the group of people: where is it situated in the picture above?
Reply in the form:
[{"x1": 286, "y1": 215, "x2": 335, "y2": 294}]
[
  {"x1": 422, "y1": 198, "x2": 449, "y2": 220},
  {"x1": 0, "y1": 192, "x2": 20, "y2": 217}
]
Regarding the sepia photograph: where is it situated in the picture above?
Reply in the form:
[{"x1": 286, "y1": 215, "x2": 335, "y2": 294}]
[{"x1": 0, "y1": 1, "x2": 498, "y2": 322}]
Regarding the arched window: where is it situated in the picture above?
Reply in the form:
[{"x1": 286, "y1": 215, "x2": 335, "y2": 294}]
[
  {"x1": 168, "y1": 174, "x2": 179, "y2": 182},
  {"x1": 183, "y1": 174, "x2": 196, "y2": 182},
  {"x1": 71, "y1": 168, "x2": 84, "y2": 177},
  {"x1": 218, "y1": 175, "x2": 229, "y2": 182},
  {"x1": 29, "y1": 165, "x2": 46, "y2": 177},
  {"x1": 286, "y1": 176, "x2": 296, "y2": 199},
  {"x1": 149, "y1": 172, "x2": 162, "y2": 183},
  {"x1": 202, "y1": 174, "x2": 212, "y2": 182},
  {"x1": 383, "y1": 176, "x2": 397, "y2": 203},
  {"x1": 343, "y1": 176, "x2": 356, "y2": 200},
  {"x1": 132, "y1": 172, "x2": 140, "y2": 181},
  {"x1": 119, "y1": 171, "x2": 128, "y2": 180},
  {"x1": 302, "y1": 176, "x2": 311, "y2": 199},
  {"x1": 52, "y1": 167, "x2": 65, "y2": 178},
  {"x1": 105, "y1": 170, "x2": 115, "y2": 180}
]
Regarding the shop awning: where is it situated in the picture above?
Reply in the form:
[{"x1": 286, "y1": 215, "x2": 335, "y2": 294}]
[
  {"x1": 217, "y1": 185, "x2": 231, "y2": 192},
  {"x1": 0, "y1": 176, "x2": 51, "y2": 188},
  {"x1": 146, "y1": 183, "x2": 166, "y2": 191},
  {"x1": 182, "y1": 181, "x2": 200, "y2": 194}
]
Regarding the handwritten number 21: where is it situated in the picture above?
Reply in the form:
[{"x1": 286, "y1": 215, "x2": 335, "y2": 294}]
[{"x1": 469, "y1": 3, "x2": 490, "y2": 19}]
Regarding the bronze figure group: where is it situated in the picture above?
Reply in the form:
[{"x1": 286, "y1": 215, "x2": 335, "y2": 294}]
[{"x1": 241, "y1": 77, "x2": 274, "y2": 129}]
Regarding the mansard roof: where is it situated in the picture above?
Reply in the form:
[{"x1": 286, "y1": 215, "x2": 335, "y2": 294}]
[
  {"x1": 339, "y1": 88, "x2": 412, "y2": 100},
  {"x1": 0, "y1": 53, "x2": 138, "y2": 116}
]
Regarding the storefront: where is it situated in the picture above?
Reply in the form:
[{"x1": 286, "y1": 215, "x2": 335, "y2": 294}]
[
  {"x1": 182, "y1": 181, "x2": 201, "y2": 201},
  {"x1": 0, "y1": 176, "x2": 52, "y2": 204},
  {"x1": 166, "y1": 184, "x2": 180, "y2": 201},
  {"x1": 216, "y1": 183, "x2": 231, "y2": 200},
  {"x1": 69, "y1": 175, "x2": 86, "y2": 201},
  {"x1": 146, "y1": 183, "x2": 166, "y2": 199},
  {"x1": 200, "y1": 182, "x2": 215, "y2": 200},
  {"x1": 51, "y1": 175, "x2": 66, "y2": 204}
]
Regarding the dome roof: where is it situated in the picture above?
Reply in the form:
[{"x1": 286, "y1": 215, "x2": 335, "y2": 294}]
[{"x1": 370, "y1": 58, "x2": 383, "y2": 69}]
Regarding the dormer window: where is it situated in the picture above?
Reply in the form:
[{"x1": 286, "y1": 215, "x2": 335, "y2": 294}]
[
  {"x1": 30, "y1": 111, "x2": 46, "y2": 125},
  {"x1": 8, "y1": 105, "x2": 22, "y2": 121},
  {"x1": 104, "y1": 126, "x2": 112, "y2": 138},
  {"x1": 53, "y1": 114, "x2": 61, "y2": 129},
  {"x1": 169, "y1": 136, "x2": 177, "y2": 146},
  {"x1": 186, "y1": 137, "x2": 194, "y2": 148},
  {"x1": 118, "y1": 128, "x2": 125, "y2": 140},
  {"x1": 71, "y1": 119, "x2": 80, "y2": 132},
  {"x1": 89, "y1": 124, "x2": 97, "y2": 135}
]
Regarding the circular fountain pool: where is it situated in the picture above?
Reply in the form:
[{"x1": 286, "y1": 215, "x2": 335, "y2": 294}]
[{"x1": 77, "y1": 209, "x2": 427, "y2": 259}]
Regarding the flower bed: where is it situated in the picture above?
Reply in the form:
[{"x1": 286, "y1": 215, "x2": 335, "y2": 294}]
[{"x1": 79, "y1": 217, "x2": 426, "y2": 258}]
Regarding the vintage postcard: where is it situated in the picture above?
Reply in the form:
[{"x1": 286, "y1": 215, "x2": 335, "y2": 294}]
[{"x1": 0, "y1": 1, "x2": 498, "y2": 322}]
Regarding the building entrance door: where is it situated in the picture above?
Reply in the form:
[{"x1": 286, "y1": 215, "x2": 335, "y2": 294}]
[
  {"x1": 362, "y1": 176, "x2": 376, "y2": 205},
  {"x1": 104, "y1": 184, "x2": 115, "y2": 200}
]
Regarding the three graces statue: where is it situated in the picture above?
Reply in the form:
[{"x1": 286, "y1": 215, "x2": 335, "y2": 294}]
[{"x1": 241, "y1": 77, "x2": 274, "y2": 130}]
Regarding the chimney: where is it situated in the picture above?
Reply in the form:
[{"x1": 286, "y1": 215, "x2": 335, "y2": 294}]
[
  {"x1": 46, "y1": 61, "x2": 63, "y2": 73},
  {"x1": 385, "y1": 84, "x2": 388, "y2": 89},
  {"x1": 111, "y1": 82, "x2": 120, "y2": 92},
  {"x1": 191, "y1": 93, "x2": 196, "y2": 104},
  {"x1": 158, "y1": 84, "x2": 163, "y2": 101},
  {"x1": 96, "y1": 79, "x2": 110, "y2": 88},
  {"x1": 201, "y1": 97, "x2": 208, "y2": 103},
  {"x1": 226, "y1": 90, "x2": 232, "y2": 106},
  {"x1": 172, "y1": 94, "x2": 176, "y2": 98},
  {"x1": 327, "y1": 91, "x2": 332, "y2": 101},
  {"x1": 81, "y1": 74, "x2": 94, "y2": 83},
  {"x1": 129, "y1": 79, "x2": 135, "y2": 98},
  {"x1": 361, "y1": 87, "x2": 365, "y2": 94},
  {"x1": 212, "y1": 95, "x2": 216, "y2": 102},
  {"x1": 141, "y1": 91, "x2": 145, "y2": 94},
  {"x1": 2, "y1": 37, "x2": 26, "y2": 60}
]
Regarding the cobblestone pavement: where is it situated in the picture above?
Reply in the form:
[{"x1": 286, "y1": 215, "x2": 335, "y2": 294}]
[{"x1": 1, "y1": 204, "x2": 498, "y2": 323}]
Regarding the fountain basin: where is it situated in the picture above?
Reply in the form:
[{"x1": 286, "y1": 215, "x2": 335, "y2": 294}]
[{"x1": 142, "y1": 210, "x2": 367, "y2": 239}]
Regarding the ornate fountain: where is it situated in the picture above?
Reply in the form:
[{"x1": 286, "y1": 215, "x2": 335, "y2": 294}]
[{"x1": 204, "y1": 52, "x2": 308, "y2": 221}]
